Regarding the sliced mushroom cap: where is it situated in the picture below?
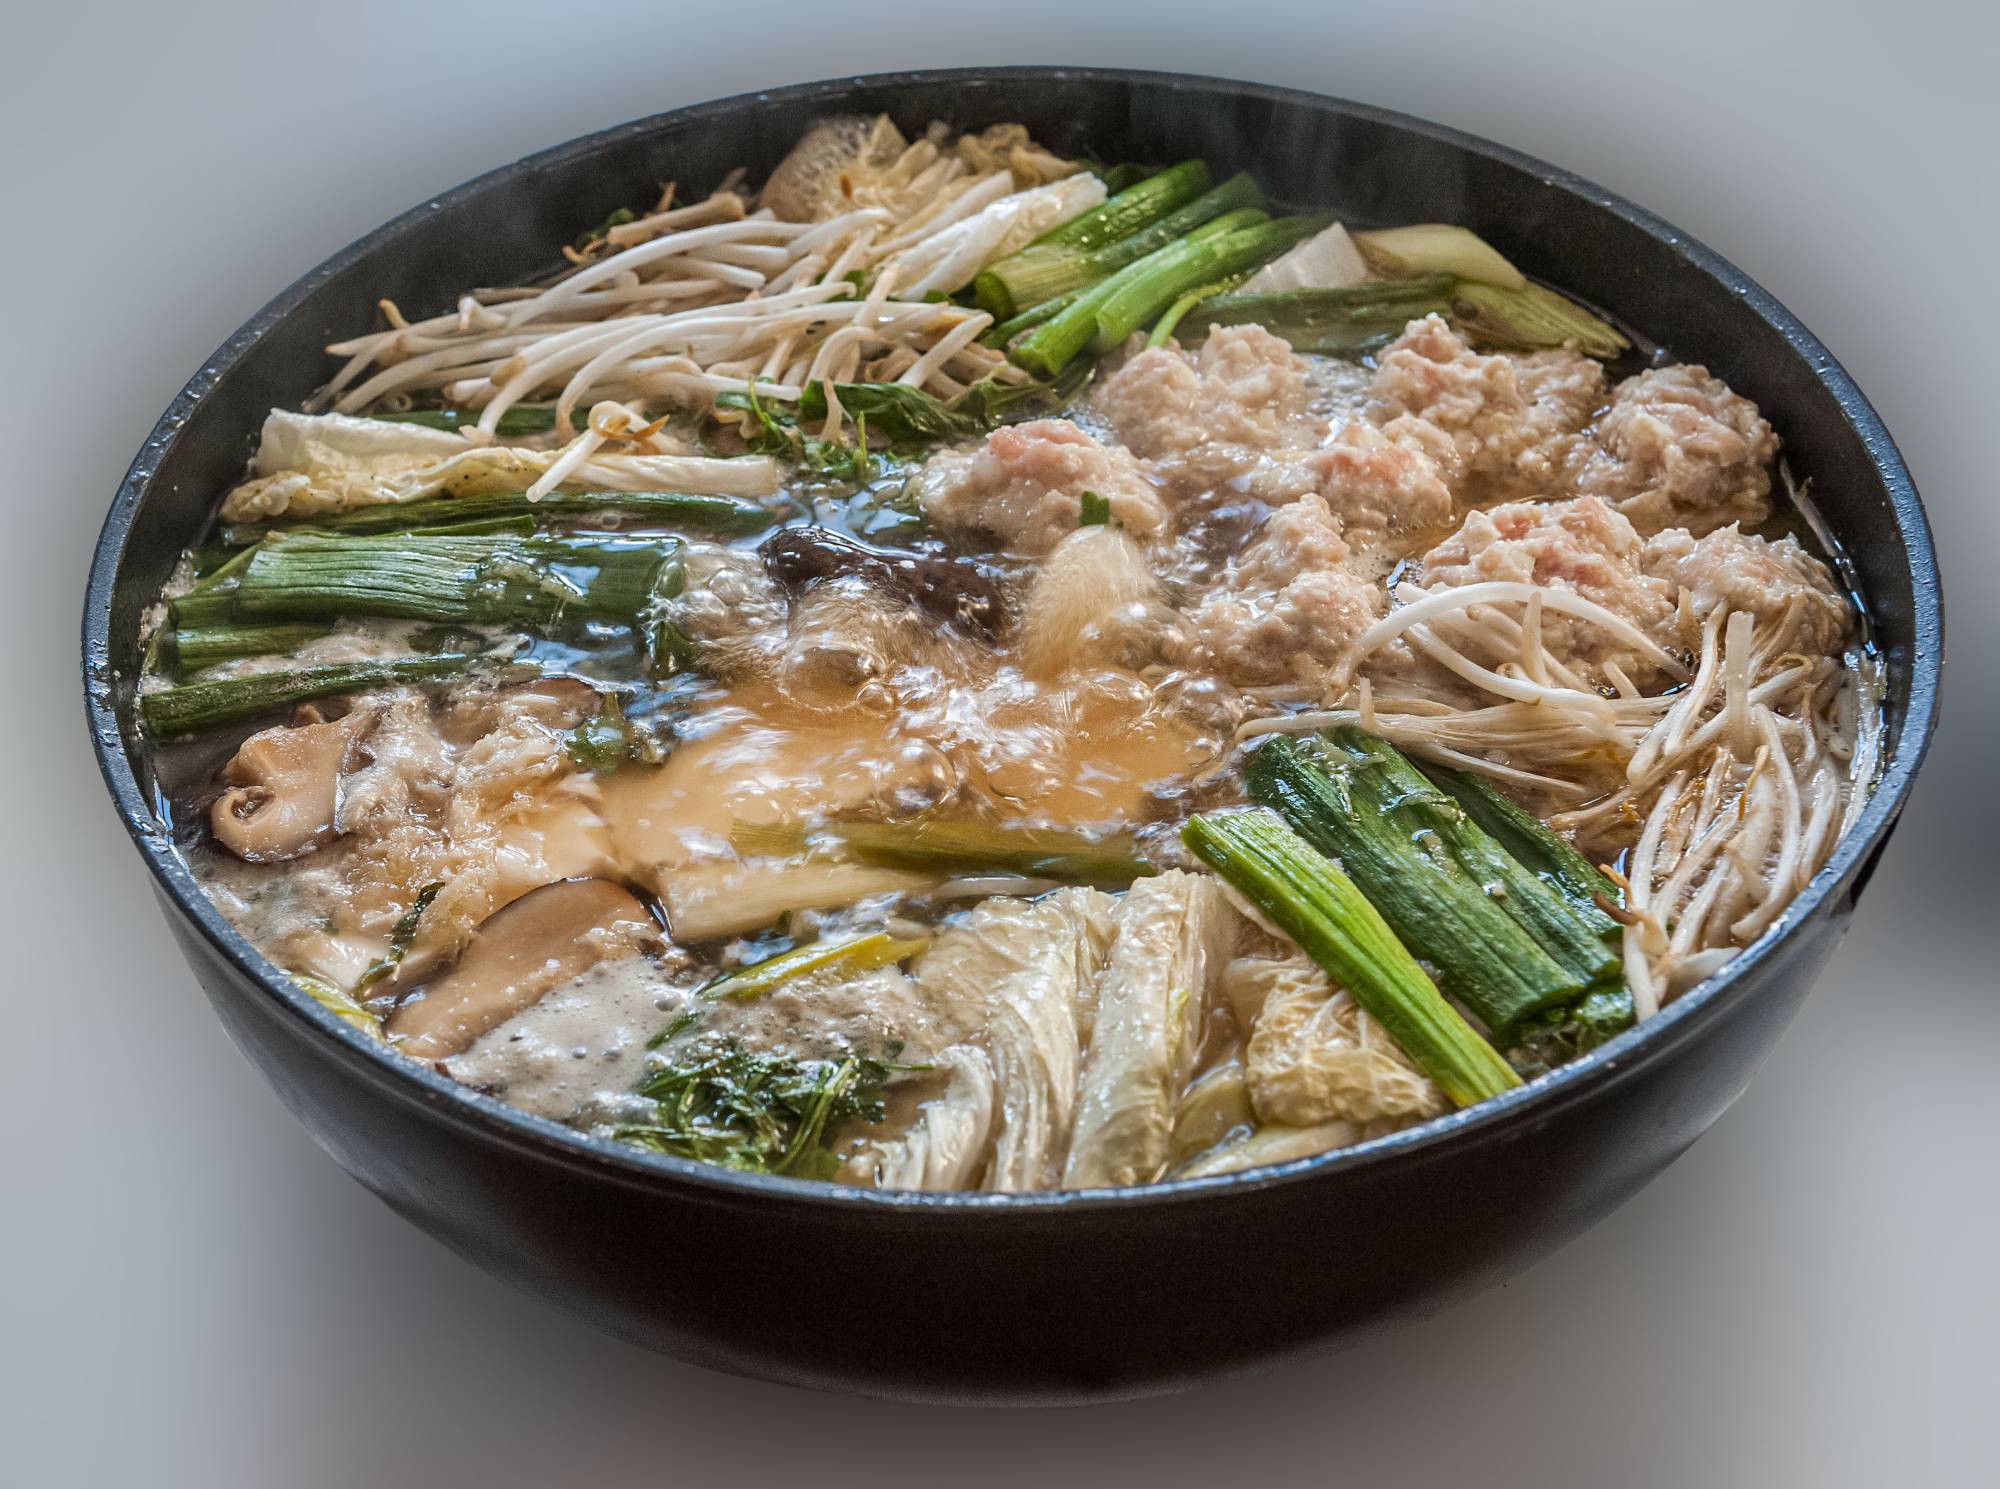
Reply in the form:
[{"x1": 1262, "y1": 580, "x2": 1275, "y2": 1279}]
[
  {"x1": 384, "y1": 878, "x2": 657, "y2": 1061},
  {"x1": 210, "y1": 709, "x2": 373, "y2": 862}
]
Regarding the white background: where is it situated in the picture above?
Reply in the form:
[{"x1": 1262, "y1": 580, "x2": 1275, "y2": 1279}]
[{"x1": 5, "y1": 3, "x2": 1993, "y2": 1484}]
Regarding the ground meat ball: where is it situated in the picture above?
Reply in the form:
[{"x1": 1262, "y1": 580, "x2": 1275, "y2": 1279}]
[
  {"x1": 1566, "y1": 364, "x2": 1778, "y2": 536},
  {"x1": 1301, "y1": 419, "x2": 1455, "y2": 542},
  {"x1": 913, "y1": 419, "x2": 1167, "y2": 555},
  {"x1": 1090, "y1": 324, "x2": 1328, "y2": 513},
  {"x1": 1177, "y1": 494, "x2": 1380, "y2": 688},
  {"x1": 1366, "y1": 314, "x2": 1606, "y2": 501},
  {"x1": 1418, "y1": 496, "x2": 1679, "y2": 679},
  {"x1": 1643, "y1": 524, "x2": 1851, "y2": 655},
  {"x1": 1094, "y1": 323, "x2": 1313, "y2": 462}
]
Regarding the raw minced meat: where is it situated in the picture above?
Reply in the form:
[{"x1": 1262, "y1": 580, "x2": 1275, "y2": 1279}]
[
  {"x1": 912, "y1": 418, "x2": 1167, "y2": 554},
  {"x1": 1089, "y1": 324, "x2": 1329, "y2": 520},
  {"x1": 1643, "y1": 523, "x2": 1851, "y2": 654},
  {"x1": 1418, "y1": 496, "x2": 1680, "y2": 679},
  {"x1": 1093, "y1": 323, "x2": 1453, "y2": 540},
  {"x1": 1175, "y1": 494, "x2": 1379, "y2": 688},
  {"x1": 1566, "y1": 364, "x2": 1778, "y2": 536},
  {"x1": 1366, "y1": 314, "x2": 1606, "y2": 503},
  {"x1": 1299, "y1": 419, "x2": 1455, "y2": 541}
]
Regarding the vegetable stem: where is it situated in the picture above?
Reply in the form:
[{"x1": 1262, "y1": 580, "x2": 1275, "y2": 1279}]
[
  {"x1": 1181, "y1": 810, "x2": 1519, "y2": 1106},
  {"x1": 140, "y1": 655, "x2": 489, "y2": 736},
  {"x1": 1247, "y1": 733, "x2": 1607, "y2": 1033}
]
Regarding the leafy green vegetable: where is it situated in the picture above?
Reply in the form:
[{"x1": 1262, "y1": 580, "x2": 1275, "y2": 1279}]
[
  {"x1": 715, "y1": 380, "x2": 875, "y2": 481},
  {"x1": 355, "y1": 883, "x2": 441, "y2": 994},
  {"x1": 796, "y1": 380, "x2": 979, "y2": 446},
  {"x1": 616, "y1": 1041, "x2": 907, "y2": 1177},
  {"x1": 565, "y1": 692, "x2": 628, "y2": 774}
]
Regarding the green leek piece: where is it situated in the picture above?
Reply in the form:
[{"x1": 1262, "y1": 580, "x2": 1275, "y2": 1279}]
[
  {"x1": 1450, "y1": 280, "x2": 1630, "y2": 358},
  {"x1": 182, "y1": 531, "x2": 682, "y2": 631},
  {"x1": 170, "y1": 623, "x2": 333, "y2": 672},
  {"x1": 140, "y1": 655, "x2": 487, "y2": 736},
  {"x1": 734, "y1": 818, "x2": 1154, "y2": 886},
  {"x1": 697, "y1": 932, "x2": 930, "y2": 1006},
  {"x1": 1027, "y1": 159, "x2": 1211, "y2": 254},
  {"x1": 1181, "y1": 809, "x2": 1518, "y2": 1106},
  {"x1": 1012, "y1": 212, "x2": 1326, "y2": 377},
  {"x1": 1180, "y1": 275, "x2": 1456, "y2": 355},
  {"x1": 1248, "y1": 733, "x2": 1607, "y2": 1033},
  {"x1": 222, "y1": 488, "x2": 773, "y2": 545},
  {"x1": 975, "y1": 170, "x2": 1263, "y2": 318}
]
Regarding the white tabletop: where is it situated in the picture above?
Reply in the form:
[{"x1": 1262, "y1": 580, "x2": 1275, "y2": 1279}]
[{"x1": 7, "y1": 3, "x2": 1992, "y2": 1484}]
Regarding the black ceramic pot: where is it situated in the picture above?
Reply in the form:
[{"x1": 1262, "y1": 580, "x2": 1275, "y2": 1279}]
[{"x1": 83, "y1": 68, "x2": 1943, "y2": 1402}]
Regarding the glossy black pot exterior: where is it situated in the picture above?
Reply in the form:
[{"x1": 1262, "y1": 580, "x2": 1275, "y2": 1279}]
[{"x1": 85, "y1": 70, "x2": 1943, "y2": 1402}]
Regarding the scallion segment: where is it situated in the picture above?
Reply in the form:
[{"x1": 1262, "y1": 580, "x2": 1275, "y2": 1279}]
[
  {"x1": 1176, "y1": 275, "x2": 1457, "y2": 355},
  {"x1": 179, "y1": 531, "x2": 683, "y2": 631},
  {"x1": 222, "y1": 489, "x2": 773, "y2": 545},
  {"x1": 1181, "y1": 809, "x2": 1519, "y2": 1107},
  {"x1": 974, "y1": 170, "x2": 1264, "y2": 318},
  {"x1": 1012, "y1": 213, "x2": 1328, "y2": 376},
  {"x1": 734, "y1": 818, "x2": 1154, "y2": 886},
  {"x1": 140, "y1": 655, "x2": 487, "y2": 736},
  {"x1": 1026, "y1": 158, "x2": 1211, "y2": 254},
  {"x1": 170, "y1": 623, "x2": 333, "y2": 671},
  {"x1": 1247, "y1": 733, "x2": 1610, "y2": 1033}
]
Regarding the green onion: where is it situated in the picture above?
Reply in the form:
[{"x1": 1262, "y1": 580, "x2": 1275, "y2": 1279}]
[
  {"x1": 1450, "y1": 280, "x2": 1630, "y2": 358},
  {"x1": 1013, "y1": 213, "x2": 1327, "y2": 377},
  {"x1": 368, "y1": 405, "x2": 565, "y2": 437},
  {"x1": 975, "y1": 170, "x2": 1264, "y2": 318},
  {"x1": 1180, "y1": 275, "x2": 1457, "y2": 355},
  {"x1": 696, "y1": 932, "x2": 931, "y2": 1006},
  {"x1": 356, "y1": 883, "x2": 441, "y2": 993},
  {"x1": 140, "y1": 655, "x2": 488, "y2": 736},
  {"x1": 980, "y1": 289, "x2": 1079, "y2": 348},
  {"x1": 1354, "y1": 225, "x2": 1527, "y2": 289},
  {"x1": 222, "y1": 488, "x2": 773, "y2": 545},
  {"x1": 564, "y1": 692, "x2": 628, "y2": 775},
  {"x1": 1248, "y1": 733, "x2": 1604, "y2": 1033},
  {"x1": 1182, "y1": 809, "x2": 1519, "y2": 1107},
  {"x1": 291, "y1": 973, "x2": 384, "y2": 1039},
  {"x1": 1505, "y1": 985, "x2": 1636, "y2": 1075},
  {"x1": 186, "y1": 531, "x2": 682, "y2": 630},
  {"x1": 1145, "y1": 275, "x2": 1245, "y2": 348},
  {"x1": 1419, "y1": 763, "x2": 1621, "y2": 929},
  {"x1": 1028, "y1": 159, "x2": 1211, "y2": 253},
  {"x1": 642, "y1": 548, "x2": 696, "y2": 677},
  {"x1": 734, "y1": 818, "x2": 1154, "y2": 887},
  {"x1": 170, "y1": 623, "x2": 333, "y2": 672}
]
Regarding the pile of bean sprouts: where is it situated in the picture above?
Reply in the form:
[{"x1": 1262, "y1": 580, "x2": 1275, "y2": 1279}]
[{"x1": 311, "y1": 141, "x2": 1101, "y2": 445}]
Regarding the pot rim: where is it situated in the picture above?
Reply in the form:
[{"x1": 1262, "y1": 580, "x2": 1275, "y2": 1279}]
[{"x1": 82, "y1": 65, "x2": 1946, "y2": 1215}]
